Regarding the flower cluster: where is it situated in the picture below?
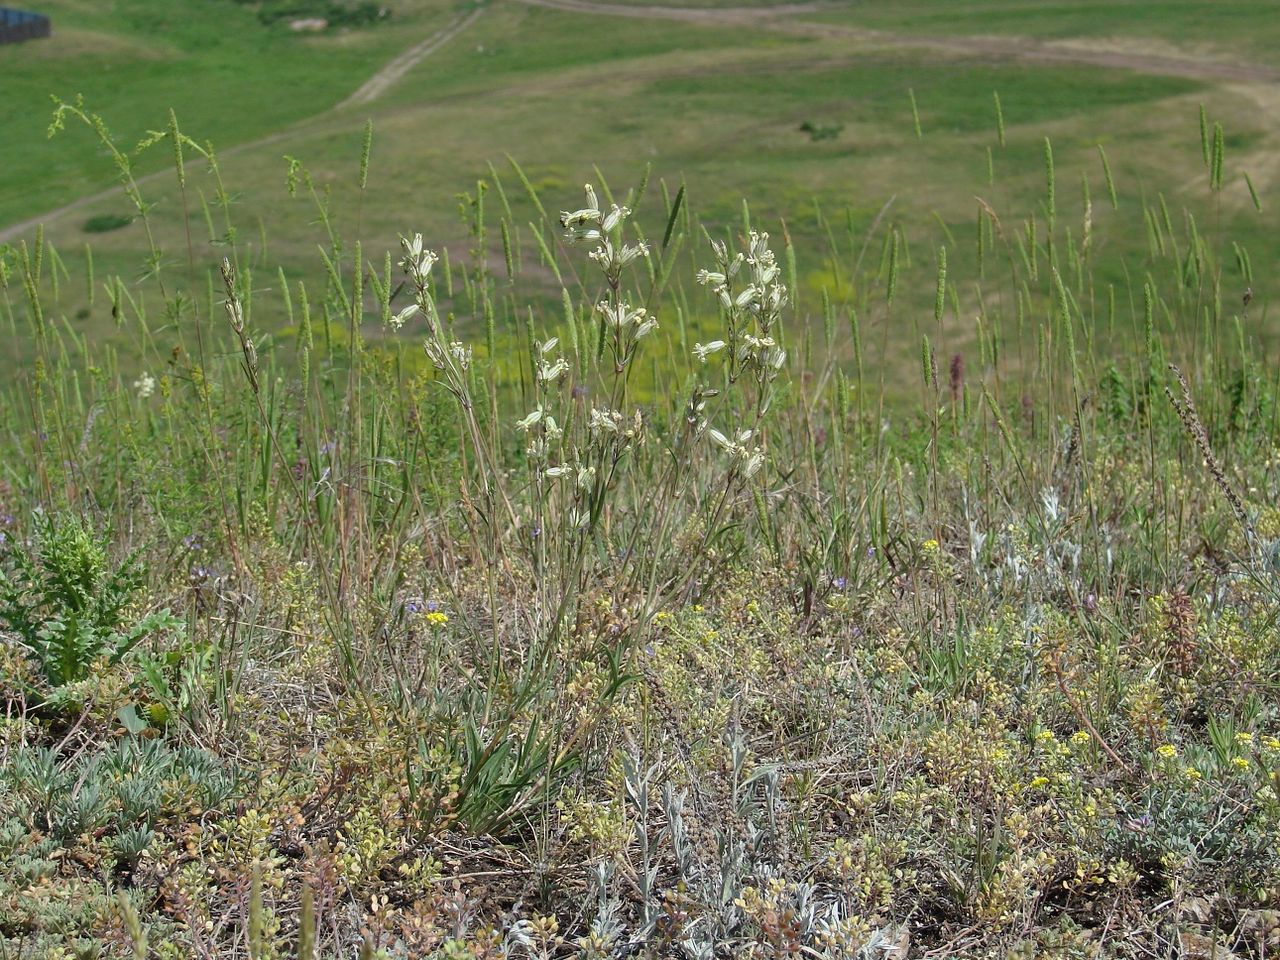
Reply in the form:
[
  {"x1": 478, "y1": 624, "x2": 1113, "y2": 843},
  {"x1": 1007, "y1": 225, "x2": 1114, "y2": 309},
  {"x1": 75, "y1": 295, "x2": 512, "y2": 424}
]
[{"x1": 694, "y1": 231, "x2": 788, "y2": 378}]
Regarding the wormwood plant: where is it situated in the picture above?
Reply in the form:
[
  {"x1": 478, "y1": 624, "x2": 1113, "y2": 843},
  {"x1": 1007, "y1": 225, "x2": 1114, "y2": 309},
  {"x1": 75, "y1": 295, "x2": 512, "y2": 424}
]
[{"x1": 0, "y1": 512, "x2": 179, "y2": 688}]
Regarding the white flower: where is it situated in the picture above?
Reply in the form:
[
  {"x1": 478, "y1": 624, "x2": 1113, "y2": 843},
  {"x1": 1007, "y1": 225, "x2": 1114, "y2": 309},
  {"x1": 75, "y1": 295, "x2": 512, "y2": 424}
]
[
  {"x1": 516, "y1": 407, "x2": 544, "y2": 431},
  {"x1": 389, "y1": 303, "x2": 419, "y2": 330},
  {"x1": 693, "y1": 340, "x2": 726, "y2": 363},
  {"x1": 448, "y1": 340, "x2": 472, "y2": 370},
  {"x1": 133, "y1": 372, "x2": 156, "y2": 398},
  {"x1": 560, "y1": 208, "x2": 601, "y2": 229},
  {"x1": 538, "y1": 357, "x2": 569, "y2": 383},
  {"x1": 590, "y1": 240, "x2": 649, "y2": 271},
  {"x1": 705, "y1": 425, "x2": 763, "y2": 475},
  {"x1": 589, "y1": 407, "x2": 622, "y2": 433},
  {"x1": 619, "y1": 241, "x2": 649, "y2": 265},
  {"x1": 596, "y1": 301, "x2": 647, "y2": 329},
  {"x1": 601, "y1": 204, "x2": 631, "y2": 233},
  {"x1": 560, "y1": 184, "x2": 602, "y2": 233},
  {"x1": 399, "y1": 233, "x2": 438, "y2": 281}
]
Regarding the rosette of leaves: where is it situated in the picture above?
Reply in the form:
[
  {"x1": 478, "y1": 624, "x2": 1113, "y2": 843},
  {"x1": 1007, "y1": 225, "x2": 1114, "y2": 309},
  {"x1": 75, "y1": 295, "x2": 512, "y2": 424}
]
[{"x1": 0, "y1": 513, "x2": 180, "y2": 688}]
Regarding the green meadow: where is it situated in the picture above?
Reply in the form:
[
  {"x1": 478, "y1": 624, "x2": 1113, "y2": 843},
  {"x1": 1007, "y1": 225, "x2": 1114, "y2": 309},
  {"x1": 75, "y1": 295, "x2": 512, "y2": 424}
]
[{"x1": 3, "y1": 0, "x2": 1276, "y2": 375}]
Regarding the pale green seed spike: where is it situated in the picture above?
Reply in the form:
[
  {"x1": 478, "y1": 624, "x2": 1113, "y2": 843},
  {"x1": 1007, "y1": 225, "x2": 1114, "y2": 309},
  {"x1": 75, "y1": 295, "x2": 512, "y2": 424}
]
[
  {"x1": 377, "y1": 253, "x2": 392, "y2": 327},
  {"x1": 528, "y1": 222, "x2": 563, "y2": 284},
  {"x1": 822, "y1": 287, "x2": 834, "y2": 352},
  {"x1": 359, "y1": 119, "x2": 373, "y2": 191},
  {"x1": 934, "y1": 246, "x2": 947, "y2": 324},
  {"x1": 1043, "y1": 137, "x2": 1056, "y2": 230},
  {"x1": 45, "y1": 243, "x2": 61, "y2": 304},
  {"x1": 84, "y1": 244, "x2": 94, "y2": 307},
  {"x1": 278, "y1": 266, "x2": 293, "y2": 326},
  {"x1": 168, "y1": 108, "x2": 185, "y2": 188},
  {"x1": 442, "y1": 246, "x2": 453, "y2": 299},
  {"x1": 298, "y1": 282, "x2": 313, "y2": 349},
  {"x1": 886, "y1": 229, "x2": 899, "y2": 306},
  {"x1": 1143, "y1": 282, "x2": 1155, "y2": 364},
  {"x1": 1143, "y1": 208, "x2": 1160, "y2": 258},
  {"x1": 33, "y1": 224, "x2": 43, "y2": 285},
  {"x1": 486, "y1": 160, "x2": 513, "y2": 221},
  {"x1": 563, "y1": 288, "x2": 580, "y2": 366},
  {"x1": 909, "y1": 88, "x2": 922, "y2": 139},
  {"x1": 976, "y1": 207, "x2": 985, "y2": 279},
  {"x1": 474, "y1": 181, "x2": 486, "y2": 253},
  {"x1": 632, "y1": 162, "x2": 651, "y2": 210},
  {"x1": 1158, "y1": 194, "x2": 1174, "y2": 243},
  {"x1": 1211, "y1": 122, "x2": 1224, "y2": 191},
  {"x1": 501, "y1": 220, "x2": 514, "y2": 281},
  {"x1": 835, "y1": 367, "x2": 848, "y2": 425},
  {"x1": 485, "y1": 293, "x2": 496, "y2": 360},
  {"x1": 1245, "y1": 172, "x2": 1262, "y2": 212},
  {"x1": 783, "y1": 222, "x2": 798, "y2": 303},
  {"x1": 351, "y1": 241, "x2": 363, "y2": 330},
  {"x1": 1199, "y1": 103, "x2": 1210, "y2": 168},
  {"x1": 505, "y1": 154, "x2": 549, "y2": 222},
  {"x1": 993, "y1": 90, "x2": 1005, "y2": 147},
  {"x1": 850, "y1": 305, "x2": 863, "y2": 383},
  {"x1": 1097, "y1": 144, "x2": 1118, "y2": 209}
]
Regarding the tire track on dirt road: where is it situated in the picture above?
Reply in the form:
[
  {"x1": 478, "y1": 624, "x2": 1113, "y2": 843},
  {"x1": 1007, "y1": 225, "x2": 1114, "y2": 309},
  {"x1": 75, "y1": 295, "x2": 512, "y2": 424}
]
[
  {"x1": 514, "y1": 0, "x2": 1280, "y2": 84},
  {"x1": 339, "y1": 6, "x2": 484, "y2": 109}
]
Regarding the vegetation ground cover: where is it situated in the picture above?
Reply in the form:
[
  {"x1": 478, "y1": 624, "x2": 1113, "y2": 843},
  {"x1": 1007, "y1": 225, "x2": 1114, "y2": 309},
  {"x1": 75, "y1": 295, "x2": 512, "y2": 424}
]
[{"x1": 1, "y1": 2, "x2": 1280, "y2": 958}]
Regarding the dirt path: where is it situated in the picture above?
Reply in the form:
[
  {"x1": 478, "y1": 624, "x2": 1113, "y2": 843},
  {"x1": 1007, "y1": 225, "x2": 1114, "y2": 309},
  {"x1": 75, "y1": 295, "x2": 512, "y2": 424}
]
[
  {"x1": 0, "y1": 8, "x2": 484, "y2": 245},
  {"x1": 338, "y1": 6, "x2": 484, "y2": 109},
  {"x1": 515, "y1": 0, "x2": 1280, "y2": 84}
]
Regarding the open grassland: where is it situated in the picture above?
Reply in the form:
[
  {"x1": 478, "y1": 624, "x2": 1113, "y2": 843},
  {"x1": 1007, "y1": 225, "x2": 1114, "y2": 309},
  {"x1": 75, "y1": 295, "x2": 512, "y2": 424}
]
[
  {"x1": 0, "y1": 0, "x2": 459, "y2": 227},
  {"x1": 3, "y1": 0, "x2": 1279, "y2": 381},
  {"x1": 2, "y1": 139, "x2": 1280, "y2": 955},
  {"x1": 2, "y1": 3, "x2": 1280, "y2": 957}
]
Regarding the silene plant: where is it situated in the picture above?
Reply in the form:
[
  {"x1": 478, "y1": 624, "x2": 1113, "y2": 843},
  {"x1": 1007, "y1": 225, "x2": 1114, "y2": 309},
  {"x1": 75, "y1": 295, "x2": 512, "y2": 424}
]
[{"x1": 394, "y1": 184, "x2": 790, "y2": 684}]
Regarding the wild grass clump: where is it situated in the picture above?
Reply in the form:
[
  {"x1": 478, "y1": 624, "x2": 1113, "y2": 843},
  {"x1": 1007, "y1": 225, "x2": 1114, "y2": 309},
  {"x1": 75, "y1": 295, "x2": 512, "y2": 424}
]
[{"x1": 0, "y1": 99, "x2": 1278, "y2": 958}]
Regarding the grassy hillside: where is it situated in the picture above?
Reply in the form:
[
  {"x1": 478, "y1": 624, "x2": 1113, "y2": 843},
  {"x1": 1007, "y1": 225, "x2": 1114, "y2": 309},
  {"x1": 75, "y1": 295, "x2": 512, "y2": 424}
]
[
  {"x1": 2, "y1": 0, "x2": 1280, "y2": 954},
  {"x1": 2, "y1": 128, "x2": 1280, "y2": 956},
  {"x1": 0, "y1": 0, "x2": 459, "y2": 227},
  {"x1": 3, "y1": 0, "x2": 1277, "y2": 390}
]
